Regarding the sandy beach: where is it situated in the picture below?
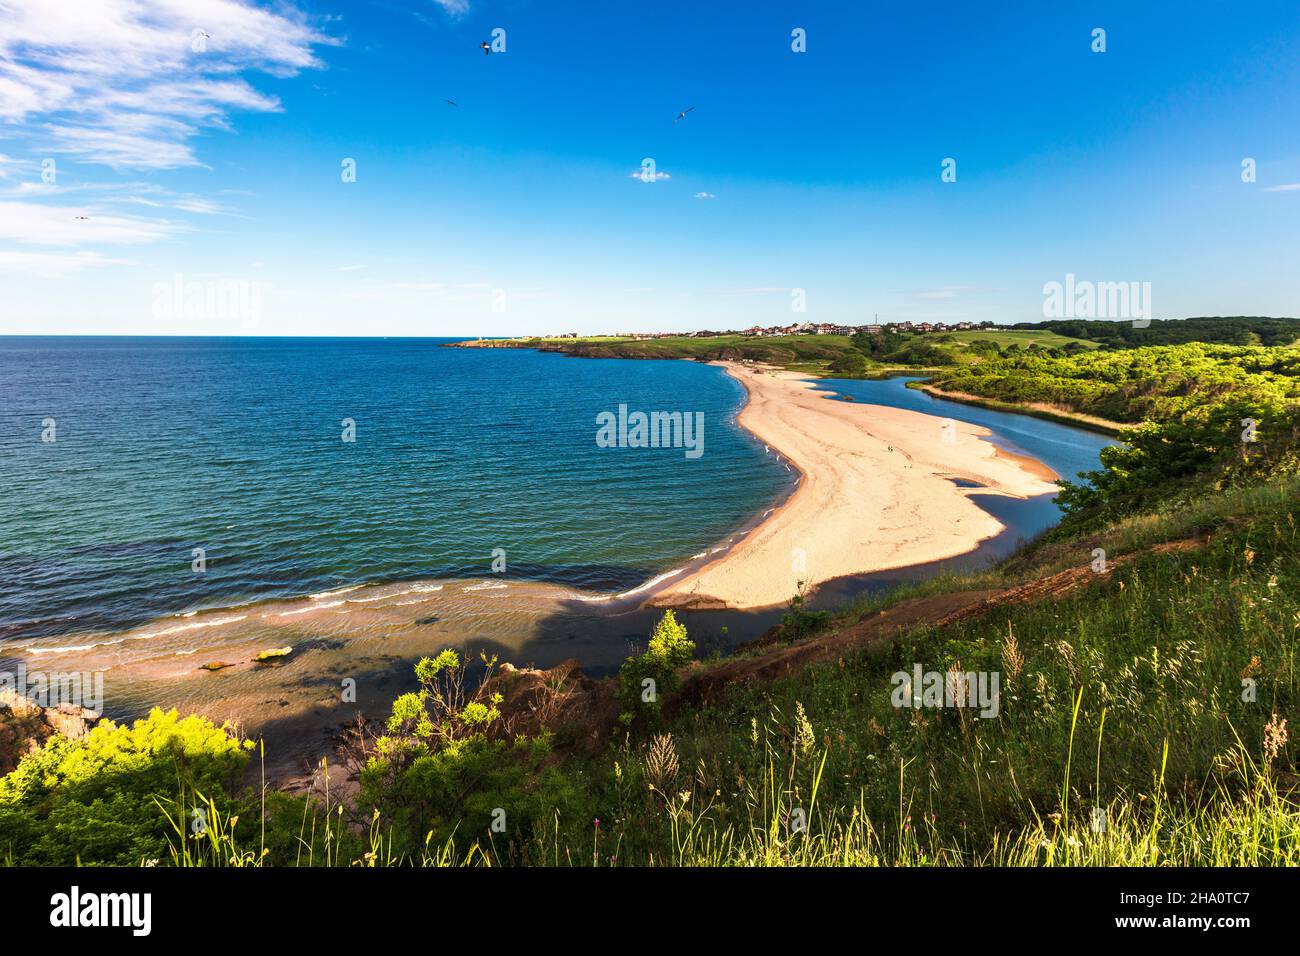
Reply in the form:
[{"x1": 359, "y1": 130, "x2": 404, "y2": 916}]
[{"x1": 648, "y1": 362, "x2": 1060, "y2": 611}]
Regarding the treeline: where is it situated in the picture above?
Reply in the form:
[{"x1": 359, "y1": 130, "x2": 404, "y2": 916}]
[
  {"x1": 1012, "y1": 316, "x2": 1300, "y2": 348},
  {"x1": 929, "y1": 343, "x2": 1300, "y2": 423},
  {"x1": 929, "y1": 343, "x2": 1300, "y2": 524}
]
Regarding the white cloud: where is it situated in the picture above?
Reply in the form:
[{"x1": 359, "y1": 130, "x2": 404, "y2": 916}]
[
  {"x1": 0, "y1": 249, "x2": 133, "y2": 276},
  {"x1": 693, "y1": 191, "x2": 716, "y2": 199},
  {"x1": 1263, "y1": 183, "x2": 1300, "y2": 193},
  {"x1": 171, "y1": 196, "x2": 227, "y2": 215},
  {"x1": 431, "y1": 0, "x2": 471, "y2": 14},
  {"x1": 630, "y1": 169, "x2": 671, "y2": 183},
  {"x1": 0, "y1": 200, "x2": 180, "y2": 246},
  {"x1": 0, "y1": 0, "x2": 334, "y2": 169}
]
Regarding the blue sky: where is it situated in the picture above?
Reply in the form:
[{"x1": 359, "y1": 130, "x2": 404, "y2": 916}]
[{"x1": 2, "y1": 0, "x2": 1299, "y2": 336}]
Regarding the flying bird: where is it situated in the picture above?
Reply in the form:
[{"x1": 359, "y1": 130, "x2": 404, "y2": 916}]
[
  {"x1": 674, "y1": 107, "x2": 694, "y2": 123},
  {"x1": 480, "y1": 41, "x2": 491, "y2": 56},
  {"x1": 445, "y1": 99, "x2": 458, "y2": 107},
  {"x1": 75, "y1": 215, "x2": 89, "y2": 220}
]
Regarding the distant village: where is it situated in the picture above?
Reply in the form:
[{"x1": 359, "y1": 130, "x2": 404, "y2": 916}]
[{"x1": 546, "y1": 320, "x2": 1000, "y2": 339}]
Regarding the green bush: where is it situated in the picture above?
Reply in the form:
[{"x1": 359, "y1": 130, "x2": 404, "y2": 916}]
[
  {"x1": 828, "y1": 352, "x2": 868, "y2": 376},
  {"x1": 780, "y1": 592, "x2": 831, "y2": 640},
  {"x1": 359, "y1": 650, "x2": 585, "y2": 860},
  {"x1": 616, "y1": 611, "x2": 696, "y2": 728},
  {"x1": 0, "y1": 708, "x2": 250, "y2": 866}
]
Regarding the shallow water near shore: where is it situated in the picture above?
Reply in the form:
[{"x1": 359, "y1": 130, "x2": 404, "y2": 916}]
[{"x1": 1, "y1": 338, "x2": 1111, "y2": 763}]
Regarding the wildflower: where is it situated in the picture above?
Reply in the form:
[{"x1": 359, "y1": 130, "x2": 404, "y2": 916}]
[
  {"x1": 1264, "y1": 714, "x2": 1289, "y2": 762},
  {"x1": 1048, "y1": 812, "x2": 1062, "y2": 825}
]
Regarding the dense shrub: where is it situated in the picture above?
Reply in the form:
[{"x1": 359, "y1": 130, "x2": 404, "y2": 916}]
[{"x1": 0, "y1": 708, "x2": 250, "y2": 866}]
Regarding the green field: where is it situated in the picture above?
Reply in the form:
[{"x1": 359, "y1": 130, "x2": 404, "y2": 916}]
[{"x1": 940, "y1": 329, "x2": 1101, "y2": 350}]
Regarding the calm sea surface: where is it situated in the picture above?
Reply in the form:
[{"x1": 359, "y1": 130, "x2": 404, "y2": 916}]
[{"x1": 0, "y1": 337, "x2": 795, "y2": 641}]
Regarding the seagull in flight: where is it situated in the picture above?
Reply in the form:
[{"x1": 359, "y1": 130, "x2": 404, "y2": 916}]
[
  {"x1": 75, "y1": 215, "x2": 89, "y2": 220},
  {"x1": 674, "y1": 107, "x2": 694, "y2": 123},
  {"x1": 445, "y1": 99, "x2": 458, "y2": 107},
  {"x1": 480, "y1": 41, "x2": 491, "y2": 56}
]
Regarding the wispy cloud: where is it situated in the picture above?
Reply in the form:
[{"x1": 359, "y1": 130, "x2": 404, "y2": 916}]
[
  {"x1": 0, "y1": 200, "x2": 180, "y2": 246},
  {"x1": 631, "y1": 168, "x2": 671, "y2": 183},
  {"x1": 1263, "y1": 183, "x2": 1300, "y2": 193},
  {"x1": 0, "y1": 0, "x2": 334, "y2": 170},
  {"x1": 694, "y1": 191, "x2": 716, "y2": 199},
  {"x1": 0, "y1": 249, "x2": 133, "y2": 277}
]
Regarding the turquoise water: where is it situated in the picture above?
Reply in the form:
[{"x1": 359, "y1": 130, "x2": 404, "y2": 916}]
[{"x1": 0, "y1": 338, "x2": 793, "y2": 642}]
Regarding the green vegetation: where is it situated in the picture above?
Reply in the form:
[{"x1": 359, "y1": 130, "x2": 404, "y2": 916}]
[
  {"x1": 925, "y1": 343, "x2": 1300, "y2": 527},
  {"x1": 927, "y1": 343, "x2": 1300, "y2": 424},
  {"x1": 1015, "y1": 317, "x2": 1300, "y2": 349},
  {"x1": 616, "y1": 610, "x2": 696, "y2": 727},
  {"x1": 0, "y1": 709, "x2": 252, "y2": 866},
  {"x1": 941, "y1": 328, "x2": 1102, "y2": 351}
]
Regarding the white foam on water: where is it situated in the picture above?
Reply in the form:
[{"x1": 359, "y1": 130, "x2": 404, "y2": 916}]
[
  {"x1": 278, "y1": 601, "x2": 343, "y2": 617},
  {"x1": 616, "y1": 567, "x2": 686, "y2": 599},
  {"x1": 26, "y1": 641, "x2": 113, "y2": 655},
  {"x1": 143, "y1": 614, "x2": 247, "y2": 639},
  {"x1": 462, "y1": 582, "x2": 508, "y2": 592},
  {"x1": 309, "y1": 585, "x2": 364, "y2": 600}
]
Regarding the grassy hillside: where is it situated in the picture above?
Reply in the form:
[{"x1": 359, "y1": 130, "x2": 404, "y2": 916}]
[{"x1": 939, "y1": 328, "x2": 1101, "y2": 351}]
